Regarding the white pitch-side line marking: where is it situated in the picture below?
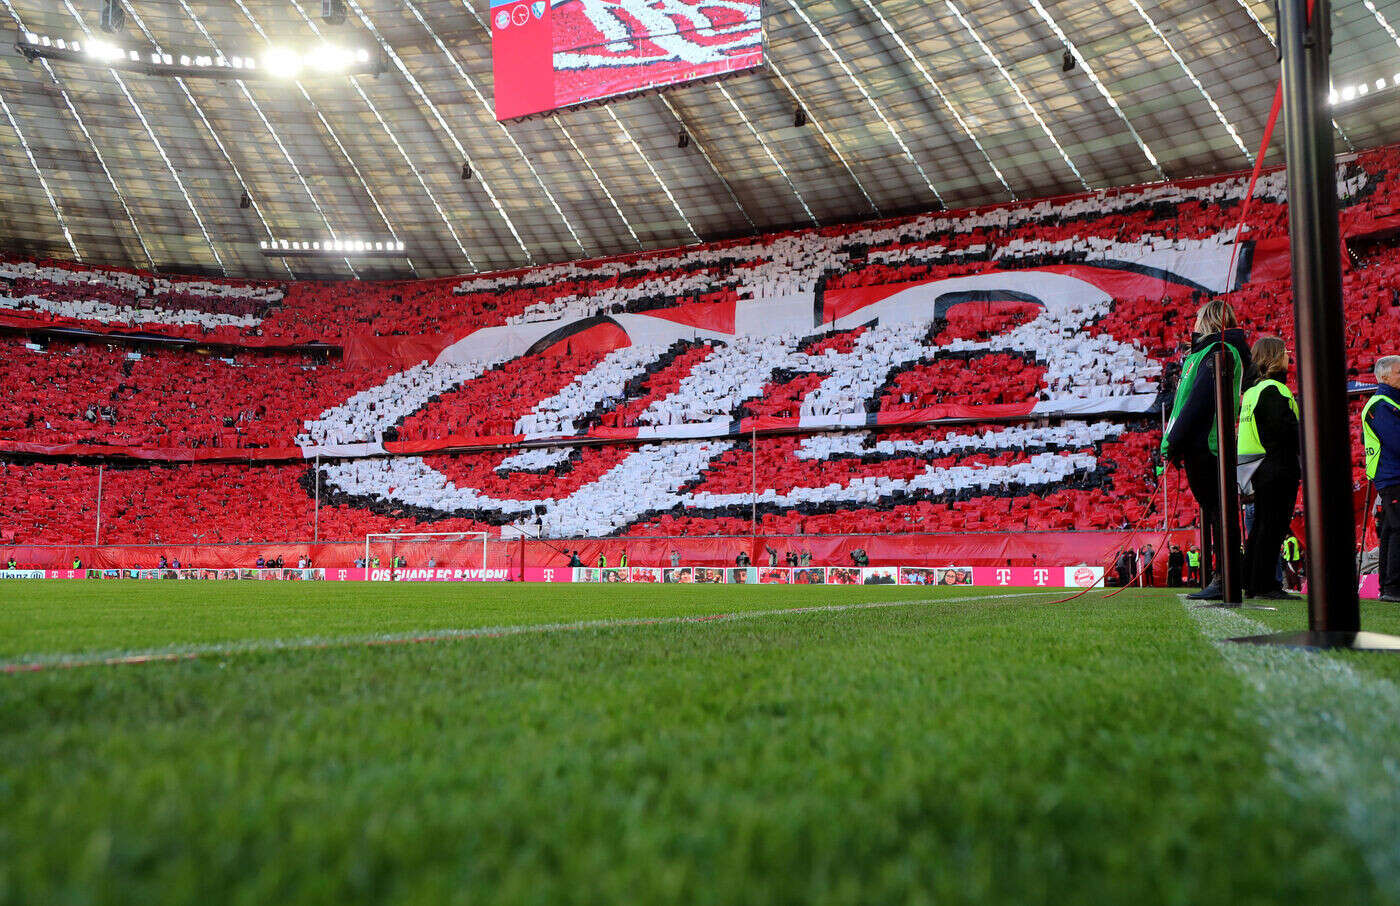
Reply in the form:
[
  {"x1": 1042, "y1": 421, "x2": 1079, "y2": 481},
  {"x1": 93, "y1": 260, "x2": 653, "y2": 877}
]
[
  {"x1": 1186, "y1": 599, "x2": 1400, "y2": 890},
  {"x1": 1, "y1": 591, "x2": 1061, "y2": 674}
]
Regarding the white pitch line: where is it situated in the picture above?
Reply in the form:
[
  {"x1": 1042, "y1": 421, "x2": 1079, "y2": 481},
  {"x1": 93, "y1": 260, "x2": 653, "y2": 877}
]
[
  {"x1": 1, "y1": 591, "x2": 1060, "y2": 674},
  {"x1": 1187, "y1": 599, "x2": 1400, "y2": 890}
]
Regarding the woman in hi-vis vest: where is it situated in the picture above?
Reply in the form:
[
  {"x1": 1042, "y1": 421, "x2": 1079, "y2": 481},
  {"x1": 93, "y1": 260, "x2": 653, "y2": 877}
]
[
  {"x1": 1236, "y1": 336, "x2": 1301, "y2": 600},
  {"x1": 1162, "y1": 300, "x2": 1252, "y2": 599}
]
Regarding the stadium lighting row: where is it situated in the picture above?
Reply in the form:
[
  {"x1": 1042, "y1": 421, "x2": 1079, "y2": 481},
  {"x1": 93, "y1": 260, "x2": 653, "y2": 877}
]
[
  {"x1": 14, "y1": 30, "x2": 380, "y2": 80},
  {"x1": 258, "y1": 238, "x2": 407, "y2": 258},
  {"x1": 1329, "y1": 75, "x2": 1400, "y2": 106}
]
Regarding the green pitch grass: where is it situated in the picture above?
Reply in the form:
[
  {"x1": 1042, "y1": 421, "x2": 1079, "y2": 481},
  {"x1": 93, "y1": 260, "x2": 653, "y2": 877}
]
[{"x1": 0, "y1": 581, "x2": 1396, "y2": 905}]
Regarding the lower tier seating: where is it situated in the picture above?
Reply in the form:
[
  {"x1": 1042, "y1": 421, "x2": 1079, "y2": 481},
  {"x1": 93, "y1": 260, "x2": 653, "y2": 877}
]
[{"x1": 0, "y1": 417, "x2": 1213, "y2": 546}]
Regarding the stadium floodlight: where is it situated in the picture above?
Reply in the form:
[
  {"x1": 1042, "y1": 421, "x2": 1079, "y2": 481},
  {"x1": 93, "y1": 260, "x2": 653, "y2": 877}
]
[
  {"x1": 259, "y1": 236, "x2": 408, "y2": 258},
  {"x1": 305, "y1": 43, "x2": 351, "y2": 73},
  {"x1": 264, "y1": 47, "x2": 301, "y2": 79},
  {"x1": 11, "y1": 29, "x2": 382, "y2": 80}
]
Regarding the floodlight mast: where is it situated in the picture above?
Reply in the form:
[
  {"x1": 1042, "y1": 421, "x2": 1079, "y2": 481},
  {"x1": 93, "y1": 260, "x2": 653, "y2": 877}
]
[{"x1": 1231, "y1": 0, "x2": 1400, "y2": 650}]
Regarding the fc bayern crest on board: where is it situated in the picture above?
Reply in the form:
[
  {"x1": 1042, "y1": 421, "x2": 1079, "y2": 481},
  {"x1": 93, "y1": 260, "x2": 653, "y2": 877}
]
[{"x1": 298, "y1": 250, "x2": 1248, "y2": 537}]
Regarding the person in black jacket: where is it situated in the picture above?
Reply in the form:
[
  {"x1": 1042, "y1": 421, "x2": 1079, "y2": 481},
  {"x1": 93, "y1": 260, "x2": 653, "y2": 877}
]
[
  {"x1": 1237, "y1": 336, "x2": 1301, "y2": 600},
  {"x1": 1167, "y1": 544, "x2": 1184, "y2": 587},
  {"x1": 1161, "y1": 300, "x2": 1252, "y2": 600}
]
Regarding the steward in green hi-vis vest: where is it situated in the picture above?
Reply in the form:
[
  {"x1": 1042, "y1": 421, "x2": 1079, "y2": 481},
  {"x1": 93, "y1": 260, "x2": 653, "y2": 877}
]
[
  {"x1": 1236, "y1": 378, "x2": 1298, "y2": 493},
  {"x1": 1282, "y1": 535, "x2": 1301, "y2": 562},
  {"x1": 1187, "y1": 549, "x2": 1201, "y2": 567},
  {"x1": 1238, "y1": 379, "x2": 1299, "y2": 456},
  {"x1": 1362, "y1": 393, "x2": 1400, "y2": 480},
  {"x1": 1162, "y1": 340, "x2": 1244, "y2": 457}
]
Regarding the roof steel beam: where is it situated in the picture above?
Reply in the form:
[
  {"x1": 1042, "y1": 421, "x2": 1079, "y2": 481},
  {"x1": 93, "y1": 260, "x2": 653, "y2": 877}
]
[
  {"x1": 0, "y1": 87, "x2": 81, "y2": 260},
  {"x1": 715, "y1": 82, "x2": 817, "y2": 226},
  {"x1": 169, "y1": 0, "x2": 356, "y2": 276},
  {"x1": 1123, "y1": 0, "x2": 1252, "y2": 162},
  {"x1": 1025, "y1": 0, "x2": 1165, "y2": 179},
  {"x1": 602, "y1": 104, "x2": 702, "y2": 242},
  {"x1": 782, "y1": 0, "x2": 946, "y2": 208},
  {"x1": 1, "y1": 0, "x2": 154, "y2": 268},
  {"x1": 340, "y1": 0, "x2": 535, "y2": 266},
  {"x1": 217, "y1": 5, "x2": 418, "y2": 278},
  {"x1": 1232, "y1": 0, "x2": 1354, "y2": 150},
  {"x1": 59, "y1": 0, "x2": 225, "y2": 274},
  {"x1": 657, "y1": 92, "x2": 757, "y2": 233},
  {"x1": 399, "y1": 0, "x2": 588, "y2": 258},
  {"x1": 266, "y1": 0, "x2": 472, "y2": 271},
  {"x1": 945, "y1": 0, "x2": 1090, "y2": 190},
  {"x1": 851, "y1": 0, "x2": 1013, "y2": 201},
  {"x1": 552, "y1": 117, "x2": 645, "y2": 249},
  {"x1": 765, "y1": 57, "x2": 881, "y2": 215},
  {"x1": 129, "y1": 0, "x2": 300, "y2": 278}
]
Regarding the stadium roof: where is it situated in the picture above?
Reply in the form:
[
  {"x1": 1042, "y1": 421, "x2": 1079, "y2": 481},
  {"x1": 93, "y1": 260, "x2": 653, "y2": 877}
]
[{"x1": 1, "y1": 0, "x2": 1399, "y2": 282}]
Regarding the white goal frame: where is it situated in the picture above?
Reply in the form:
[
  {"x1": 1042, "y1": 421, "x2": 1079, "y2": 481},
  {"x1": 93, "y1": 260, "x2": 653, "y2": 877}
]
[{"x1": 364, "y1": 532, "x2": 488, "y2": 573}]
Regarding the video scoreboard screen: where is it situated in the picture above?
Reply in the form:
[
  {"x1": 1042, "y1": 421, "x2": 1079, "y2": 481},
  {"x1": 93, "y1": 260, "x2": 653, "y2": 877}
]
[{"x1": 491, "y1": 0, "x2": 764, "y2": 121}]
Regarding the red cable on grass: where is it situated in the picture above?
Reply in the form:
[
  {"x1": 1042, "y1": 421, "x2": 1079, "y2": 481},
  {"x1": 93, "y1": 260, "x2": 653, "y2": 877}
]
[{"x1": 1044, "y1": 472, "x2": 1179, "y2": 605}]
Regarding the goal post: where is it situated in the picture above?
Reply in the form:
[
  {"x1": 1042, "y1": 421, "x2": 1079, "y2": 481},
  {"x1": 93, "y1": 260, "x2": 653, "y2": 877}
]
[{"x1": 363, "y1": 532, "x2": 488, "y2": 575}]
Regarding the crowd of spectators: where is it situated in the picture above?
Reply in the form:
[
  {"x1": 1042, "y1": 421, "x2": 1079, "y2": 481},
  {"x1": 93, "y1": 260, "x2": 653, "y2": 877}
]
[{"x1": 4, "y1": 148, "x2": 1400, "y2": 547}]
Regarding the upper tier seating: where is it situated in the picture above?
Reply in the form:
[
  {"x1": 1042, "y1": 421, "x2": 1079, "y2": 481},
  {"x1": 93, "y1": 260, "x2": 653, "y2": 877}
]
[{"x1": 4, "y1": 149, "x2": 1391, "y2": 347}]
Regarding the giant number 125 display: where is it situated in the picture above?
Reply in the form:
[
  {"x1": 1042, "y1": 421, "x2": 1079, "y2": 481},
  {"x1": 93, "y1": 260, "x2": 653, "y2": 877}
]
[{"x1": 491, "y1": 0, "x2": 764, "y2": 121}]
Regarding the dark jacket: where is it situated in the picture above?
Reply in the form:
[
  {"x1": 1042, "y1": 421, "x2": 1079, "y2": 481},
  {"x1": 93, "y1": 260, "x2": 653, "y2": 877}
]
[
  {"x1": 1369, "y1": 384, "x2": 1400, "y2": 490},
  {"x1": 1247, "y1": 377, "x2": 1301, "y2": 490},
  {"x1": 1164, "y1": 328, "x2": 1252, "y2": 462}
]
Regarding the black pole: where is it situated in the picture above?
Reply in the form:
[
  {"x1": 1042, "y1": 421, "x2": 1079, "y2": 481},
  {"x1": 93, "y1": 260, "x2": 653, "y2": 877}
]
[
  {"x1": 1230, "y1": 0, "x2": 1400, "y2": 648},
  {"x1": 1279, "y1": 0, "x2": 1357, "y2": 631},
  {"x1": 1199, "y1": 517, "x2": 1213, "y2": 589},
  {"x1": 1213, "y1": 350, "x2": 1243, "y2": 604}
]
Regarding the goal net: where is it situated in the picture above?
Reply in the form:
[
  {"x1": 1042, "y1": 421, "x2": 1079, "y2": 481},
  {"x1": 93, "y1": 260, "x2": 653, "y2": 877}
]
[{"x1": 363, "y1": 532, "x2": 488, "y2": 577}]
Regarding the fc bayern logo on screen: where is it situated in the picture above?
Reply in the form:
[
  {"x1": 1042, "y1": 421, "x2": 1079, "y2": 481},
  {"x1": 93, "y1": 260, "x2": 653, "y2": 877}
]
[
  {"x1": 495, "y1": 9, "x2": 510, "y2": 28},
  {"x1": 550, "y1": 0, "x2": 763, "y2": 108}
]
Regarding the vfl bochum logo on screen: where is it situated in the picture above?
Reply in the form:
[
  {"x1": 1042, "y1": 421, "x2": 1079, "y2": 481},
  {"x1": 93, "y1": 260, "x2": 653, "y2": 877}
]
[{"x1": 532, "y1": 0, "x2": 545, "y2": 17}]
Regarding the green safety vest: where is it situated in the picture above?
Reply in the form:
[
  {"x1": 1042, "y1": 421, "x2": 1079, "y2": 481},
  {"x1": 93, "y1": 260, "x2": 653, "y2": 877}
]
[
  {"x1": 1187, "y1": 550, "x2": 1200, "y2": 567},
  {"x1": 1362, "y1": 393, "x2": 1400, "y2": 480},
  {"x1": 1282, "y1": 536, "x2": 1301, "y2": 561},
  {"x1": 1237, "y1": 379, "x2": 1299, "y2": 457},
  {"x1": 1163, "y1": 341, "x2": 1244, "y2": 456},
  {"x1": 598, "y1": 555, "x2": 607, "y2": 568},
  {"x1": 620, "y1": 554, "x2": 628, "y2": 568}
]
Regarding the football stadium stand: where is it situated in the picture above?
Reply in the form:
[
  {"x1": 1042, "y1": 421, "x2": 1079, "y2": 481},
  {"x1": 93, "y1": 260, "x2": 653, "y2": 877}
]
[{"x1": 5, "y1": 148, "x2": 1400, "y2": 564}]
